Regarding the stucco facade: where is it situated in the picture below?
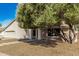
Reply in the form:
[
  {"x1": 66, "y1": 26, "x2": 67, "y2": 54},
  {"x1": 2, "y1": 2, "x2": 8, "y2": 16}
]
[
  {"x1": 0, "y1": 20, "x2": 60, "y2": 40},
  {"x1": 0, "y1": 20, "x2": 28, "y2": 39}
]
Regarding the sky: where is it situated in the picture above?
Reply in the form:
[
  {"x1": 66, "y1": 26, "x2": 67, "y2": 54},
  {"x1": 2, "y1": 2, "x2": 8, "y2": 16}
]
[{"x1": 0, "y1": 3, "x2": 18, "y2": 27}]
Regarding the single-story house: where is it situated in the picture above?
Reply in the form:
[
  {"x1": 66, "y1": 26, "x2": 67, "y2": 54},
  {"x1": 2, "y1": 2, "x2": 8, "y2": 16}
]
[{"x1": 0, "y1": 20, "x2": 61, "y2": 40}]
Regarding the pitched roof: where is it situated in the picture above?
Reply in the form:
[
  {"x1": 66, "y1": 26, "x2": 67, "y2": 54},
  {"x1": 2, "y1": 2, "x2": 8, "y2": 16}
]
[{"x1": 1, "y1": 20, "x2": 16, "y2": 32}]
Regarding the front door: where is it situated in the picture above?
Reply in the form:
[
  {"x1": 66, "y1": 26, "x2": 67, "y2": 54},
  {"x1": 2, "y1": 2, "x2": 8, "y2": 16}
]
[{"x1": 32, "y1": 29, "x2": 37, "y2": 39}]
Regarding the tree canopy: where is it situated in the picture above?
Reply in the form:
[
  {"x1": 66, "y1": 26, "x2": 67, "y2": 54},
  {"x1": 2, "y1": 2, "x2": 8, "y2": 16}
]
[{"x1": 16, "y1": 3, "x2": 79, "y2": 29}]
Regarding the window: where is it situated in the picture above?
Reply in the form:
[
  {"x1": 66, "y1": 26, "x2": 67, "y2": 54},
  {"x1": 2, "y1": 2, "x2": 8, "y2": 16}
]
[{"x1": 6, "y1": 30, "x2": 15, "y2": 32}]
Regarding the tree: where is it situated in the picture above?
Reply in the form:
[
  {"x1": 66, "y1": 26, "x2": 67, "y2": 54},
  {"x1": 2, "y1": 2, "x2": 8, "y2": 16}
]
[
  {"x1": 16, "y1": 4, "x2": 59, "y2": 28},
  {"x1": 16, "y1": 3, "x2": 79, "y2": 43}
]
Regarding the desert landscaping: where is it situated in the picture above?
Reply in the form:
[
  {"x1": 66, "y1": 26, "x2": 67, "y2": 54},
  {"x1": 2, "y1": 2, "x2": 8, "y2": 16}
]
[{"x1": 0, "y1": 38, "x2": 78, "y2": 56}]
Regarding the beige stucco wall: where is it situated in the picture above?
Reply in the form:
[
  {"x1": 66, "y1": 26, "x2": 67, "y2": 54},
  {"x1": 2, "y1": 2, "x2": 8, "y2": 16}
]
[{"x1": 1, "y1": 21, "x2": 28, "y2": 39}]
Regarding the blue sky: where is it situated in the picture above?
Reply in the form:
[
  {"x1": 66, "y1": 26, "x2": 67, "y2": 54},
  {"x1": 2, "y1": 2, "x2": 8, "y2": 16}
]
[{"x1": 0, "y1": 3, "x2": 18, "y2": 27}]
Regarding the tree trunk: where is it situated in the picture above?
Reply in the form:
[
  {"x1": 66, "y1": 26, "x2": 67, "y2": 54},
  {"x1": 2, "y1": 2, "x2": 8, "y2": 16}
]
[
  {"x1": 60, "y1": 29, "x2": 70, "y2": 43},
  {"x1": 60, "y1": 24, "x2": 77, "y2": 44},
  {"x1": 69, "y1": 25, "x2": 77, "y2": 43}
]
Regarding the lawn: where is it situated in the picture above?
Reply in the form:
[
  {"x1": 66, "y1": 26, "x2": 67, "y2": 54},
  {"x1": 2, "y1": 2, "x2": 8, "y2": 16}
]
[{"x1": 0, "y1": 39, "x2": 79, "y2": 56}]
